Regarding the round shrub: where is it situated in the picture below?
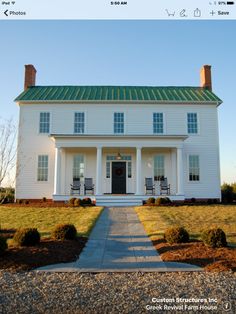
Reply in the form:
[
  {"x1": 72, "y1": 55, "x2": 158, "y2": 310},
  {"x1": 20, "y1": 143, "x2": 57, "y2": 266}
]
[
  {"x1": 52, "y1": 224, "x2": 77, "y2": 241},
  {"x1": 147, "y1": 197, "x2": 155, "y2": 205},
  {"x1": 13, "y1": 228, "x2": 40, "y2": 246},
  {"x1": 68, "y1": 197, "x2": 76, "y2": 206},
  {"x1": 201, "y1": 228, "x2": 227, "y2": 248},
  {"x1": 82, "y1": 197, "x2": 92, "y2": 205},
  {"x1": 164, "y1": 226, "x2": 189, "y2": 244},
  {"x1": 155, "y1": 197, "x2": 172, "y2": 205},
  {"x1": 0, "y1": 235, "x2": 8, "y2": 255},
  {"x1": 74, "y1": 198, "x2": 82, "y2": 207}
]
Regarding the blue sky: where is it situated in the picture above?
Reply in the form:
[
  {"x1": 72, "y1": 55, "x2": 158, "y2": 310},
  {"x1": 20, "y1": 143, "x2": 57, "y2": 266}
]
[{"x1": 0, "y1": 20, "x2": 235, "y2": 183}]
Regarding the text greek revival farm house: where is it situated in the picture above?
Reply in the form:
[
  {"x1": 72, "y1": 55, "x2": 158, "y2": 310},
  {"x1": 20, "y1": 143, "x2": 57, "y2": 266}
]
[{"x1": 15, "y1": 65, "x2": 222, "y2": 206}]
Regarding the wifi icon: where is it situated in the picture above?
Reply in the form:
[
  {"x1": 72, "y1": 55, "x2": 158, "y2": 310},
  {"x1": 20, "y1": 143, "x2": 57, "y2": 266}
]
[{"x1": 12, "y1": 1, "x2": 15, "y2": 4}]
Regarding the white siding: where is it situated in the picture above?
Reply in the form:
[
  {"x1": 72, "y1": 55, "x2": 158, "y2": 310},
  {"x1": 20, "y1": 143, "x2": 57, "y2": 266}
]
[{"x1": 16, "y1": 102, "x2": 221, "y2": 199}]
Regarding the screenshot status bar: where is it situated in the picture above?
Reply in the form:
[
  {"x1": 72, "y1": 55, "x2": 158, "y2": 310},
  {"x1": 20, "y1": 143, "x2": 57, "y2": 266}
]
[{"x1": 1, "y1": 0, "x2": 236, "y2": 19}]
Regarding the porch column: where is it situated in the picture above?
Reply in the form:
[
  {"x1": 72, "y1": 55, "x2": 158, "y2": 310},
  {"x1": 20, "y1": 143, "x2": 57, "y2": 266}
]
[
  {"x1": 96, "y1": 146, "x2": 102, "y2": 195},
  {"x1": 136, "y1": 146, "x2": 142, "y2": 195},
  {"x1": 176, "y1": 147, "x2": 184, "y2": 195},
  {"x1": 54, "y1": 147, "x2": 61, "y2": 195}
]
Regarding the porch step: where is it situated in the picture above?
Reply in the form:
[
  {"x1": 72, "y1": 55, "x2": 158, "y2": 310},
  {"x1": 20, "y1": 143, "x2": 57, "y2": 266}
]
[{"x1": 95, "y1": 196, "x2": 143, "y2": 207}]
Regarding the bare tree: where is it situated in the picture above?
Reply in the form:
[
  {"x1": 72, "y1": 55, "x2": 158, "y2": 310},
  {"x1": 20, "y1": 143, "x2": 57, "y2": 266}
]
[{"x1": 0, "y1": 117, "x2": 16, "y2": 188}]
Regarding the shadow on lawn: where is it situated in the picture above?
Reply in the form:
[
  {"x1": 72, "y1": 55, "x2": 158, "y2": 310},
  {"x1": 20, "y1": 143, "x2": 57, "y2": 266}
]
[{"x1": 0, "y1": 229, "x2": 16, "y2": 239}]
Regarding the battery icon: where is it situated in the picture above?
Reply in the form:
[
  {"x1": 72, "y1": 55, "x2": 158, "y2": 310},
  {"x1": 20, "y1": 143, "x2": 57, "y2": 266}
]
[{"x1": 227, "y1": 1, "x2": 234, "y2": 4}]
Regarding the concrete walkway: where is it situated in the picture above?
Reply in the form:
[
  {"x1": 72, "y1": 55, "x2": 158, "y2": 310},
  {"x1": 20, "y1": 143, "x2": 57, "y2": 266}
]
[{"x1": 37, "y1": 207, "x2": 202, "y2": 272}]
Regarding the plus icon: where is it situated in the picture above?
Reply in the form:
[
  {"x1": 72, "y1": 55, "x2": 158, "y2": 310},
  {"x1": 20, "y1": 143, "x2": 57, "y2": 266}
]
[{"x1": 210, "y1": 10, "x2": 216, "y2": 15}]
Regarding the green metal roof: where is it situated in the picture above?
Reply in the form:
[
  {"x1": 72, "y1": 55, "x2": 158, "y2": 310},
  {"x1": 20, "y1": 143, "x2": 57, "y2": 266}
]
[{"x1": 15, "y1": 86, "x2": 222, "y2": 104}]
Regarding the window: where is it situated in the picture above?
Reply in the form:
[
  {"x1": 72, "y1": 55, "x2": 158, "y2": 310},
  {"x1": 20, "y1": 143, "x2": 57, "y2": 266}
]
[
  {"x1": 128, "y1": 161, "x2": 132, "y2": 178},
  {"x1": 189, "y1": 155, "x2": 200, "y2": 181},
  {"x1": 73, "y1": 155, "x2": 84, "y2": 179},
  {"x1": 39, "y1": 112, "x2": 50, "y2": 133},
  {"x1": 154, "y1": 155, "x2": 164, "y2": 181},
  {"x1": 187, "y1": 113, "x2": 198, "y2": 134},
  {"x1": 114, "y1": 112, "x2": 124, "y2": 134},
  {"x1": 107, "y1": 155, "x2": 131, "y2": 161},
  {"x1": 37, "y1": 155, "x2": 48, "y2": 181},
  {"x1": 74, "y1": 112, "x2": 85, "y2": 134},
  {"x1": 153, "y1": 113, "x2": 164, "y2": 134},
  {"x1": 106, "y1": 162, "x2": 111, "y2": 178}
]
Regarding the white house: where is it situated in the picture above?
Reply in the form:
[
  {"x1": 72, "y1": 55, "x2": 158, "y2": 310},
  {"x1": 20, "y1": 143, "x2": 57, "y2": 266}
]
[{"x1": 15, "y1": 65, "x2": 222, "y2": 206}]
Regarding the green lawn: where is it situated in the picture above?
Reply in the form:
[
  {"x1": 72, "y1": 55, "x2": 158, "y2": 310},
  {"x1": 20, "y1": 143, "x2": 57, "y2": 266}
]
[
  {"x1": 135, "y1": 205, "x2": 236, "y2": 244},
  {"x1": 0, "y1": 205, "x2": 103, "y2": 238}
]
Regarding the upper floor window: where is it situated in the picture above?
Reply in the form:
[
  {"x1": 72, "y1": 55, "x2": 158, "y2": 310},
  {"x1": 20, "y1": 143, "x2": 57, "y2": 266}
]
[
  {"x1": 73, "y1": 155, "x2": 84, "y2": 179},
  {"x1": 74, "y1": 112, "x2": 85, "y2": 134},
  {"x1": 37, "y1": 155, "x2": 48, "y2": 181},
  {"x1": 153, "y1": 113, "x2": 164, "y2": 134},
  {"x1": 187, "y1": 113, "x2": 198, "y2": 134},
  {"x1": 154, "y1": 155, "x2": 165, "y2": 181},
  {"x1": 39, "y1": 112, "x2": 50, "y2": 133},
  {"x1": 114, "y1": 112, "x2": 124, "y2": 134},
  {"x1": 189, "y1": 155, "x2": 200, "y2": 181}
]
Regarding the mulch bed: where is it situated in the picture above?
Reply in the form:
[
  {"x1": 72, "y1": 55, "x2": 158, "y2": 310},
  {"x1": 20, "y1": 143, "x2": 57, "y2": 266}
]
[
  {"x1": 0, "y1": 236, "x2": 87, "y2": 272},
  {"x1": 153, "y1": 239, "x2": 236, "y2": 272}
]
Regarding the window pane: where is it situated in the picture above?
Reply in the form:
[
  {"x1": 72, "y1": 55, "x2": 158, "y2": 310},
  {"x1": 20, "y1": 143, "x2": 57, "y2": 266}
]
[
  {"x1": 128, "y1": 161, "x2": 132, "y2": 178},
  {"x1": 73, "y1": 155, "x2": 84, "y2": 179},
  {"x1": 114, "y1": 112, "x2": 124, "y2": 134},
  {"x1": 153, "y1": 113, "x2": 164, "y2": 134},
  {"x1": 187, "y1": 113, "x2": 198, "y2": 134},
  {"x1": 106, "y1": 162, "x2": 110, "y2": 178},
  {"x1": 39, "y1": 112, "x2": 50, "y2": 133},
  {"x1": 189, "y1": 155, "x2": 200, "y2": 181},
  {"x1": 37, "y1": 155, "x2": 48, "y2": 181},
  {"x1": 154, "y1": 155, "x2": 164, "y2": 181},
  {"x1": 74, "y1": 112, "x2": 85, "y2": 134}
]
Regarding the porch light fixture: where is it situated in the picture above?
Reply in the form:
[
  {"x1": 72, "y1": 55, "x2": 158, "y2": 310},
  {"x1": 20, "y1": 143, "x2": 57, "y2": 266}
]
[{"x1": 116, "y1": 152, "x2": 122, "y2": 160}]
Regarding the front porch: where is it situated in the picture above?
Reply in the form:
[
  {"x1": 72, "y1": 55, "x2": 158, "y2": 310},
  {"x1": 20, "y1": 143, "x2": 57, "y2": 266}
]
[
  {"x1": 51, "y1": 134, "x2": 187, "y2": 205},
  {"x1": 54, "y1": 194, "x2": 185, "y2": 206}
]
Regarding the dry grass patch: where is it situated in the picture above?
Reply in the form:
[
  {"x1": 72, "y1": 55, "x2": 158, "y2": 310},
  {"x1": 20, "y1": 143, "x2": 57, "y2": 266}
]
[
  {"x1": 135, "y1": 205, "x2": 236, "y2": 244},
  {"x1": 0, "y1": 205, "x2": 103, "y2": 239}
]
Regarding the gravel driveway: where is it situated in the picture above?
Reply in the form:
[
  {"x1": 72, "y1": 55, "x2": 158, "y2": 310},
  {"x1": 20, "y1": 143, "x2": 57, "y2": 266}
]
[{"x1": 0, "y1": 271, "x2": 235, "y2": 314}]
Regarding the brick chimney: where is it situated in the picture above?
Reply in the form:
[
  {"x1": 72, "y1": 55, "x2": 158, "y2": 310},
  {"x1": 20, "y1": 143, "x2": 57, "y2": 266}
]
[
  {"x1": 200, "y1": 65, "x2": 212, "y2": 91},
  {"x1": 24, "y1": 64, "x2": 37, "y2": 90}
]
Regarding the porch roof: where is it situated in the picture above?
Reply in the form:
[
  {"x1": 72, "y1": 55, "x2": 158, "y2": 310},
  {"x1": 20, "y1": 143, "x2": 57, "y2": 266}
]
[{"x1": 50, "y1": 134, "x2": 188, "y2": 148}]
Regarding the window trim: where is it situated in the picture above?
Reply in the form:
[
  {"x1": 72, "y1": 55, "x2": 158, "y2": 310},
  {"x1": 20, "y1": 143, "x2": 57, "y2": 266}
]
[
  {"x1": 74, "y1": 112, "x2": 86, "y2": 134},
  {"x1": 187, "y1": 112, "x2": 200, "y2": 135},
  {"x1": 37, "y1": 154, "x2": 49, "y2": 182},
  {"x1": 188, "y1": 154, "x2": 201, "y2": 183},
  {"x1": 39, "y1": 112, "x2": 51, "y2": 134},
  {"x1": 73, "y1": 154, "x2": 85, "y2": 179},
  {"x1": 153, "y1": 112, "x2": 165, "y2": 135},
  {"x1": 113, "y1": 112, "x2": 125, "y2": 134},
  {"x1": 153, "y1": 155, "x2": 165, "y2": 181}
]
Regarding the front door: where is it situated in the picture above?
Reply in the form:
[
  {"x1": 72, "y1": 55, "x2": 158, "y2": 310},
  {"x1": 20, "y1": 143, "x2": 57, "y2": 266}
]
[{"x1": 112, "y1": 162, "x2": 126, "y2": 194}]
